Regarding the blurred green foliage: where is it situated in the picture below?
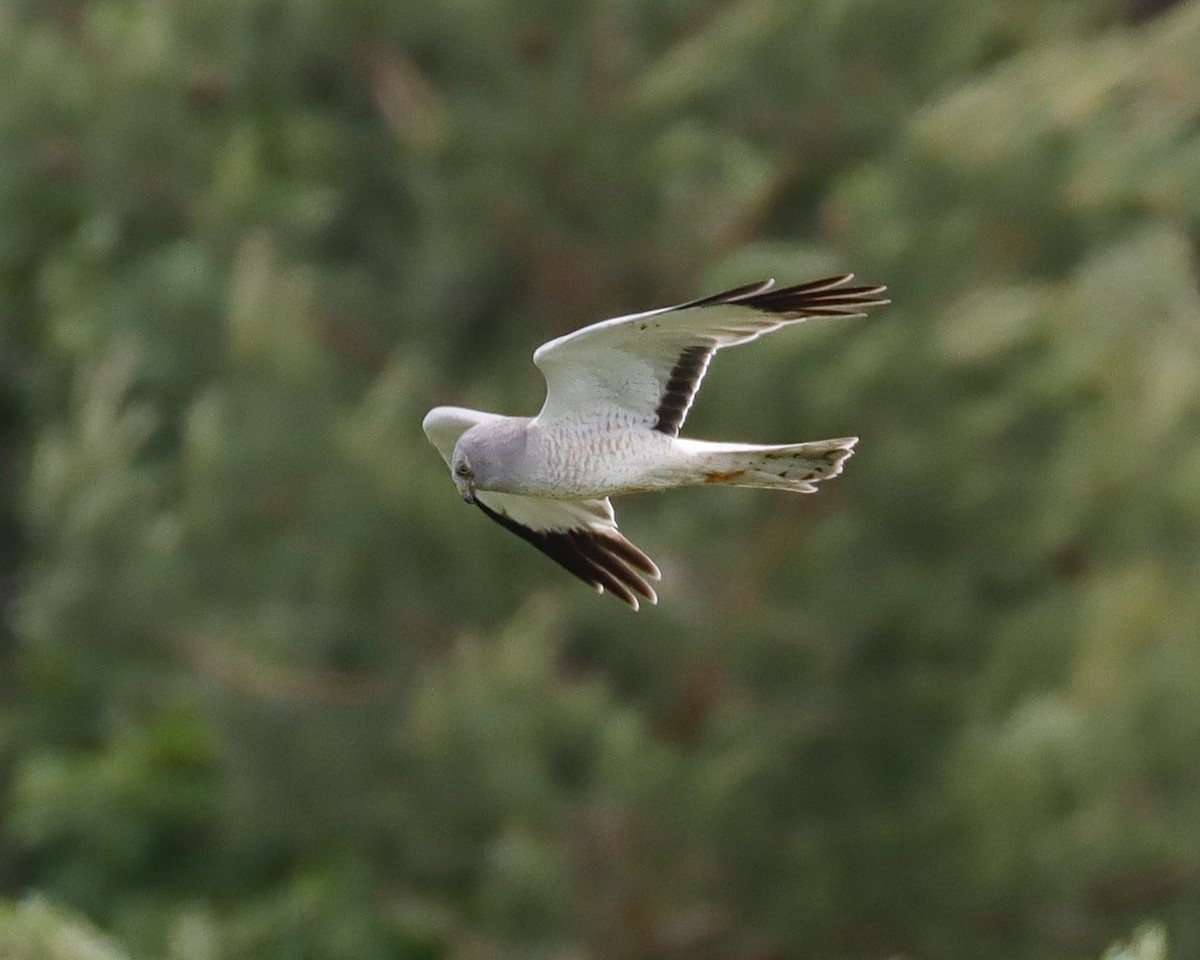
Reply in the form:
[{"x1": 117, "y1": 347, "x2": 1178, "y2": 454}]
[
  {"x1": 0, "y1": 901, "x2": 1172, "y2": 960},
  {"x1": 2, "y1": 0, "x2": 1200, "y2": 958}
]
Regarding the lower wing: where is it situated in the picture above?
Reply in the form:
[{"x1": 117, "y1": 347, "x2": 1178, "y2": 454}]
[{"x1": 474, "y1": 491, "x2": 661, "y2": 611}]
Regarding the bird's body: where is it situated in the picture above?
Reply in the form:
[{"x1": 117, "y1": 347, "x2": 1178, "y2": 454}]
[
  {"x1": 525, "y1": 420, "x2": 674, "y2": 497},
  {"x1": 464, "y1": 416, "x2": 688, "y2": 498},
  {"x1": 423, "y1": 273, "x2": 889, "y2": 609}
]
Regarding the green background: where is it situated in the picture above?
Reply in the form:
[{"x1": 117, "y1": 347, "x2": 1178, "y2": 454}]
[{"x1": 2, "y1": 1, "x2": 1200, "y2": 957}]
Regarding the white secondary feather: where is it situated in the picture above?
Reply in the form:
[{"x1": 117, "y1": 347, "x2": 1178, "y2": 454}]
[{"x1": 473, "y1": 489, "x2": 617, "y2": 535}]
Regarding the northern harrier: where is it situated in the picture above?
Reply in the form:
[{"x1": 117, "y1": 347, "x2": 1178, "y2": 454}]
[{"x1": 423, "y1": 274, "x2": 889, "y2": 610}]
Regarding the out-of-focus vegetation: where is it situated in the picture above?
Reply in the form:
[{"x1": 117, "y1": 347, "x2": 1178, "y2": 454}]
[
  {"x1": 2, "y1": 1, "x2": 1199, "y2": 958},
  {"x1": 0, "y1": 901, "x2": 1173, "y2": 960}
]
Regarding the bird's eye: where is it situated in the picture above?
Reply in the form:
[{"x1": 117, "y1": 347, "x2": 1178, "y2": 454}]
[{"x1": 455, "y1": 463, "x2": 471, "y2": 477}]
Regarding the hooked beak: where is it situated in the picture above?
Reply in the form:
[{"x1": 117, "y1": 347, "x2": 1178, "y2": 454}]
[{"x1": 456, "y1": 479, "x2": 476, "y2": 504}]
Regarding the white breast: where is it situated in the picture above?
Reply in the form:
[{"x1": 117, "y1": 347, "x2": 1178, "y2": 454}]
[{"x1": 525, "y1": 421, "x2": 677, "y2": 498}]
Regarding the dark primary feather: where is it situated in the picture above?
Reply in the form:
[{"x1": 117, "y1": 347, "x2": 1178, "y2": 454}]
[
  {"x1": 732, "y1": 274, "x2": 890, "y2": 316},
  {"x1": 650, "y1": 274, "x2": 889, "y2": 436},
  {"x1": 474, "y1": 499, "x2": 659, "y2": 610},
  {"x1": 678, "y1": 272, "x2": 890, "y2": 318},
  {"x1": 670, "y1": 278, "x2": 776, "y2": 310}
]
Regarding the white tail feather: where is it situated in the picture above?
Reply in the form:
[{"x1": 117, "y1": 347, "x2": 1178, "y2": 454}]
[{"x1": 673, "y1": 437, "x2": 858, "y2": 493}]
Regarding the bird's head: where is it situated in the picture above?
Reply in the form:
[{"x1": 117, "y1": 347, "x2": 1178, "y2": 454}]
[
  {"x1": 451, "y1": 451, "x2": 476, "y2": 504},
  {"x1": 450, "y1": 420, "x2": 528, "y2": 501}
]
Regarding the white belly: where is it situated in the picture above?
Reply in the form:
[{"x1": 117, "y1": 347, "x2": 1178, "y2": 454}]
[{"x1": 522, "y1": 423, "x2": 680, "y2": 498}]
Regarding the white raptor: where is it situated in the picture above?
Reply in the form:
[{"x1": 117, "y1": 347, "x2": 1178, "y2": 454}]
[{"x1": 423, "y1": 273, "x2": 889, "y2": 610}]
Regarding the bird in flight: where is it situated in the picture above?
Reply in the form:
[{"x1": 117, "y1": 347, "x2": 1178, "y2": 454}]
[{"x1": 423, "y1": 273, "x2": 889, "y2": 610}]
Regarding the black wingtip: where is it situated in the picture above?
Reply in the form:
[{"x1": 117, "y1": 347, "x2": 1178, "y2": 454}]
[
  {"x1": 737, "y1": 273, "x2": 890, "y2": 317},
  {"x1": 674, "y1": 278, "x2": 776, "y2": 310},
  {"x1": 672, "y1": 273, "x2": 888, "y2": 319}
]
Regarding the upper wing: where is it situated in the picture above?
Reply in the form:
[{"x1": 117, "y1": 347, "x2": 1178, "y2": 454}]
[
  {"x1": 532, "y1": 274, "x2": 889, "y2": 436},
  {"x1": 474, "y1": 491, "x2": 661, "y2": 611}
]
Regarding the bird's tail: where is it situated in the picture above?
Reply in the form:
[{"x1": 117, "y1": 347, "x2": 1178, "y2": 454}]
[{"x1": 673, "y1": 437, "x2": 858, "y2": 493}]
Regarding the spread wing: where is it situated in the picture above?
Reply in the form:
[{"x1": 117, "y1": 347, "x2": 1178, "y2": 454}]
[
  {"x1": 532, "y1": 274, "x2": 889, "y2": 436},
  {"x1": 422, "y1": 405, "x2": 659, "y2": 610},
  {"x1": 474, "y1": 491, "x2": 660, "y2": 611}
]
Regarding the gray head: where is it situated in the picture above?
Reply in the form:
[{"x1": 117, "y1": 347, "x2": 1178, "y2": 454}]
[{"x1": 450, "y1": 418, "x2": 530, "y2": 502}]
